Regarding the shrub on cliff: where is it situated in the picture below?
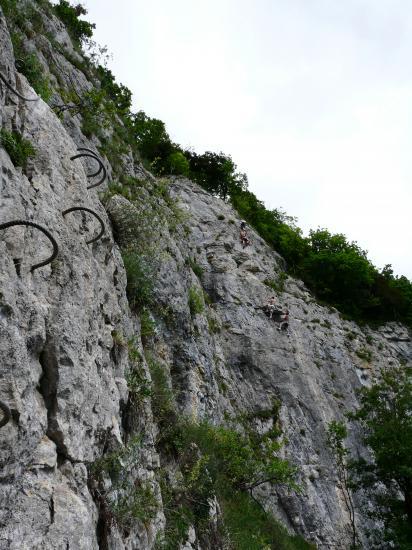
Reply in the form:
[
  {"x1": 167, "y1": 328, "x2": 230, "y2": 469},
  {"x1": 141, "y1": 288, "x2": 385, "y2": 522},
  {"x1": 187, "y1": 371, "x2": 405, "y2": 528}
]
[
  {"x1": 95, "y1": 65, "x2": 132, "y2": 114},
  {"x1": 122, "y1": 248, "x2": 155, "y2": 309},
  {"x1": 188, "y1": 286, "x2": 204, "y2": 315},
  {"x1": 10, "y1": 31, "x2": 52, "y2": 101},
  {"x1": 90, "y1": 436, "x2": 158, "y2": 530},
  {"x1": 54, "y1": 1, "x2": 95, "y2": 48},
  {"x1": 0, "y1": 129, "x2": 36, "y2": 170}
]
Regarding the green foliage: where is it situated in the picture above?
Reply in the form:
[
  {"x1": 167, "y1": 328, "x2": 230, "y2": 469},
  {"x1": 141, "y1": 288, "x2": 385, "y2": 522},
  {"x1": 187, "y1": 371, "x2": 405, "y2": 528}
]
[
  {"x1": 126, "y1": 339, "x2": 151, "y2": 399},
  {"x1": 0, "y1": 129, "x2": 36, "y2": 169},
  {"x1": 167, "y1": 150, "x2": 189, "y2": 176},
  {"x1": 107, "y1": 178, "x2": 184, "y2": 315},
  {"x1": 95, "y1": 64, "x2": 132, "y2": 114},
  {"x1": 221, "y1": 491, "x2": 314, "y2": 550},
  {"x1": 11, "y1": 32, "x2": 52, "y2": 101},
  {"x1": 91, "y1": 436, "x2": 158, "y2": 529},
  {"x1": 122, "y1": 248, "x2": 154, "y2": 310},
  {"x1": 207, "y1": 315, "x2": 221, "y2": 334},
  {"x1": 131, "y1": 113, "x2": 247, "y2": 194},
  {"x1": 54, "y1": 0, "x2": 95, "y2": 48},
  {"x1": 111, "y1": 329, "x2": 126, "y2": 347},
  {"x1": 140, "y1": 309, "x2": 156, "y2": 339},
  {"x1": 203, "y1": 290, "x2": 212, "y2": 305},
  {"x1": 185, "y1": 257, "x2": 203, "y2": 278},
  {"x1": 355, "y1": 347, "x2": 372, "y2": 362},
  {"x1": 188, "y1": 286, "x2": 204, "y2": 315},
  {"x1": 300, "y1": 229, "x2": 376, "y2": 319},
  {"x1": 112, "y1": 483, "x2": 158, "y2": 527},
  {"x1": 91, "y1": 436, "x2": 142, "y2": 486},
  {"x1": 0, "y1": 0, "x2": 18, "y2": 19},
  {"x1": 181, "y1": 422, "x2": 298, "y2": 493},
  {"x1": 146, "y1": 355, "x2": 178, "y2": 450},
  {"x1": 0, "y1": 0, "x2": 47, "y2": 29},
  {"x1": 157, "y1": 420, "x2": 301, "y2": 549},
  {"x1": 131, "y1": 111, "x2": 175, "y2": 174},
  {"x1": 148, "y1": 360, "x2": 306, "y2": 549},
  {"x1": 75, "y1": 88, "x2": 112, "y2": 137},
  {"x1": 185, "y1": 150, "x2": 248, "y2": 200},
  {"x1": 252, "y1": 399, "x2": 282, "y2": 423},
  {"x1": 348, "y1": 365, "x2": 412, "y2": 548}
]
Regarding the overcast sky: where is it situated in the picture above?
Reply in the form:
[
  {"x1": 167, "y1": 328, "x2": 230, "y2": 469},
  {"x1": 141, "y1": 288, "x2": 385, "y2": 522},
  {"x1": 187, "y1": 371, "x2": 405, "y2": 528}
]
[{"x1": 82, "y1": 0, "x2": 412, "y2": 278}]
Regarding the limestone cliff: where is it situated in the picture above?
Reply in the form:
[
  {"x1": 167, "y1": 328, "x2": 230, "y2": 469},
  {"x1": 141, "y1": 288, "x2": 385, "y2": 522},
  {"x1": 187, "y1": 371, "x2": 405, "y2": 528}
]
[{"x1": 0, "y1": 2, "x2": 411, "y2": 549}]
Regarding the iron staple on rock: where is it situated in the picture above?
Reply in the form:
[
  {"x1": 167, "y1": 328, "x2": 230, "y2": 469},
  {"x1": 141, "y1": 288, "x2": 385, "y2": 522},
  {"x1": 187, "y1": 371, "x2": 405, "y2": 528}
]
[
  {"x1": 0, "y1": 220, "x2": 59, "y2": 272},
  {"x1": 62, "y1": 206, "x2": 105, "y2": 244},
  {"x1": 77, "y1": 148, "x2": 103, "y2": 178},
  {"x1": 0, "y1": 401, "x2": 11, "y2": 428},
  {"x1": 0, "y1": 71, "x2": 38, "y2": 102},
  {"x1": 70, "y1": 149, "x2": 107, "y2": 189}
]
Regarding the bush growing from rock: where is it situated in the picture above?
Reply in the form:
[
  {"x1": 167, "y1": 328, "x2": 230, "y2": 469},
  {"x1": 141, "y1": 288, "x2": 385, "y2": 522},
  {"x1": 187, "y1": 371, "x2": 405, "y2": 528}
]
[
  {"x1": 188, "y1": 286, "x2": 204, "y2": 315},
  {"x1": 0, "y1": 129, "x2": 36, "y2": 170},
  {"x1": 54, "y1": 0, "x2": 95, "y2": 48}
]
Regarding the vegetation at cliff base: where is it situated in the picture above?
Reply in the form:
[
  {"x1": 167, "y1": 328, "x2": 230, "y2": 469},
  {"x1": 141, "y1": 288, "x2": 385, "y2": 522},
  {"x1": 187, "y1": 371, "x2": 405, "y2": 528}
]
[
  {"x1": 146, "y1": 355, "x2": 313, "y2": 549},
  {"x1": 328, "y1": 364, "x2": 412, "y2": 549},
  {"x1": 349, "y1": 364, "x2": 412, "y2": 549}
]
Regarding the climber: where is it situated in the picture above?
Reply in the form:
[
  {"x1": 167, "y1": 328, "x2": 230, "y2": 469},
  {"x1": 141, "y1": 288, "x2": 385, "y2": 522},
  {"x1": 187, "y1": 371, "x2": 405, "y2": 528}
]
[
  {"x1": 266, "y1": 296, "x2": 277, "y2": 319},
  {"x1": 239, "y1": 222, "x2": 251, "y2": 248},
  {"x1": 278, "y1": 309, "x2": 289, "y2": 332}
]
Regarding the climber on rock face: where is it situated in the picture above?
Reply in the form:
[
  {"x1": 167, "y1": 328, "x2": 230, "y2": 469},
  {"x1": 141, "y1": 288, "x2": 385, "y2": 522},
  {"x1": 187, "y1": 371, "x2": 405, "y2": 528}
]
[
  {"x1": 239, "y1": 222, "x2": 251, "y2": 248},
  {"x1": 278, "y1": 309, "x2": 289, "y2": 332},
  {"x1": 266, "y1": 296, "x2": 277, "y2": 319}
]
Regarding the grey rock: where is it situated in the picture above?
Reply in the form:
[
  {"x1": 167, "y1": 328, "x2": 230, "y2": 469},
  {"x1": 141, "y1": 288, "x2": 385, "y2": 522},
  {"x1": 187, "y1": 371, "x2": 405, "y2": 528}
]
[{"x1": 1, "y1": 3, "x2": 411, "y2": 550}]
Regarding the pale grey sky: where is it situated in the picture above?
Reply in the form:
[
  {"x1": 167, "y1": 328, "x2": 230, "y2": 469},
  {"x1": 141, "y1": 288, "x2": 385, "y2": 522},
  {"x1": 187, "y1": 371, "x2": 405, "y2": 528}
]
[{"x1": 82, "y1": 0, "x2": 412, "y2": 278}]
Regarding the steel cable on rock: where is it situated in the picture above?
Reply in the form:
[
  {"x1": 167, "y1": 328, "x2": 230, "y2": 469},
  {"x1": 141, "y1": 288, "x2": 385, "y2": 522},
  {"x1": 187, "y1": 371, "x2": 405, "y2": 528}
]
[{"x1": 0, "y1": 72, "x2": 38, "y2": 102}]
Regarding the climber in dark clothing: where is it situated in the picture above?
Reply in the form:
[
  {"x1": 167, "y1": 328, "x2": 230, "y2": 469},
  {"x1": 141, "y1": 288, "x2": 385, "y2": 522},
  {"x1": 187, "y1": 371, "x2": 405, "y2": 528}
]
[
  {"x1": 239, "y1": 222, "x2": 251, "y2": 248},
  {"x1": 278, "y1": 309, "x2": 289, "y2": 331},
  {"x1": 266, "y1": 296, "x2": 277, "y2": 319}
]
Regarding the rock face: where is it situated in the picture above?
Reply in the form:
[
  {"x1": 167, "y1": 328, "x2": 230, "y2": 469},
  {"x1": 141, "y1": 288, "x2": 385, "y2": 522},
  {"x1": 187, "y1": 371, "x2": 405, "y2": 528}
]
[{"x1": 0, "y1": 3, "x2": 411, "y2": 549}]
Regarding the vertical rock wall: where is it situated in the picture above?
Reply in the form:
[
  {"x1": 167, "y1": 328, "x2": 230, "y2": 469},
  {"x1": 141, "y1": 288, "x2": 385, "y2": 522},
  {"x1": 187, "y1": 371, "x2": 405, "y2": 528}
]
[
  {"x1": 0, "y1": 6, "x2": 161, "y2": 548},
  {"x1": 0, "y1": 3, "x2": 411, "y2": 549}
]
